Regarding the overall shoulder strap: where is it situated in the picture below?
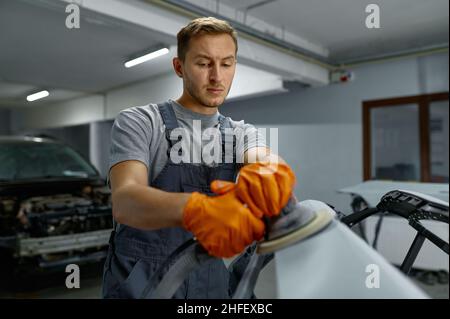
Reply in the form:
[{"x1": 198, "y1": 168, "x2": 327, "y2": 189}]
[
  {"x1": 157, "y1": 101, "x2": 182, "y2": 149},
  {"x1": 157, "y1": 101, "x2": 179, "y2": 131},
  {"x1": 218, "y1": 115, "x2": 237, "y2": 164}
]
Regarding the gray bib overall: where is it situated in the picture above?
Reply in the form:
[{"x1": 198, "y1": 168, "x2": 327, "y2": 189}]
[{"x1": 102, "y1": 101, "x2": 245, "y2": 299}]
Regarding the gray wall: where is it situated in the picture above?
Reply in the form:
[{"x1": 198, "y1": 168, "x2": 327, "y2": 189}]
[
  {"x1": 0, "y1": 109, "x2": 11, "y2": 135},
  {"x1": 10, "y1": 95, "x2": 105, "y2": 133},
  {"x1": 9, "y1": 65, "x2": 284, "y2": 133},
  {"x1": 5, "y1": 52, "x2": 448, "y2": 211},
  {"x1": 221, "y1": 52, "x2": 449, "y2": 213},
  {"x1": 90, "y1": 120, "x2": 114, "y2": 178},
  {"x1": 429, "y1": 100, "x2": 449, "y2": 180}
]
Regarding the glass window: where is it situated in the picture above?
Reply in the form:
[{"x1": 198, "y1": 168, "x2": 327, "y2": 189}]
[
  {"x1": 371, "y1": 104, "x2": 420, "y2": 181},
  {"x1": 364, "y1": 93, "x2": 449, "y2": 183},
  {"x1": 429, "y1": 100, "x2": 449, "y2": 183}
]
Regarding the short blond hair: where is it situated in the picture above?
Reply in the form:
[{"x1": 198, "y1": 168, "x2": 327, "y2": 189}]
[{"x1": 177, "y1": 17, "x2": 238, "y2": 61}]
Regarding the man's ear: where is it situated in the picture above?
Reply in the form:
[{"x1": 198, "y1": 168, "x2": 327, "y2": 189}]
[{"x1": 172, "y1": 57, "x2": 183, "y2": 78}]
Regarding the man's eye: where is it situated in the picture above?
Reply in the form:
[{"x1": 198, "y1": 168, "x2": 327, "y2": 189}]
[
  {"x1": 222, "y1": 64, "x2": 232, "y2": 67},
  {"x1": 197, "y1": 63, "x2": 208, "y2": 67}
]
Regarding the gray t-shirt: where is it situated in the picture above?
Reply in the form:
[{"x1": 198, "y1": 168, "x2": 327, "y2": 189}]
[{"x1": 109, "y1": 99, "x2": 266, "y2": 185}]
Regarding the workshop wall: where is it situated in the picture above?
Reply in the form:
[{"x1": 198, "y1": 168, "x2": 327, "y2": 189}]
[
  {"x1": 0, "y1": 109, "x2": 11, "y2": 135},
  {"x1": 7, "y1": 52, "x2": 448, "y2": 206},
  {"x1": 221, "y1": 52, "x2": 449, "y2": 212},
  {"x1": 10, "y1": 94, "x2": 105, "y2": 132}
]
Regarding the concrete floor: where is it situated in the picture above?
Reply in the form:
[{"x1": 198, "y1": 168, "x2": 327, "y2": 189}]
[{"x1": 0, "y1": 260, "x2": 447, "y2": 299}]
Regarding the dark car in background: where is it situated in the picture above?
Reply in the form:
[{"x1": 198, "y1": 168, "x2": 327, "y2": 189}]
[{"x1": 0, "y1": 136, "x2": 112, "y2": 284}]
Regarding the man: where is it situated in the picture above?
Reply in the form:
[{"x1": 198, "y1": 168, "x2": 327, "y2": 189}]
[{"x1": 102, "y1": 17, "x2": 296, "y2": 299}]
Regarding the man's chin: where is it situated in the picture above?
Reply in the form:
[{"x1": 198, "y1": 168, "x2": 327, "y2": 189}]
[{"x1": 202, "y1": 97, "x2": 225, "y2": 108}]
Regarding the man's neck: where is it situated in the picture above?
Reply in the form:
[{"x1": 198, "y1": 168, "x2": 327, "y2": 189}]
[{"x1": 176, "y1": 95, "x2": 218, "y2": 115}]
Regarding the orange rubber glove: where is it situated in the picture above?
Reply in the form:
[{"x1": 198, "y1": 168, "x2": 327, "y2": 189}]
[
  {"x1": 182, "y1": 182, "x2": 265, "y2": 258},
  {"x1": 213, "y1": 162, "x2": 296, "y2": 219}
]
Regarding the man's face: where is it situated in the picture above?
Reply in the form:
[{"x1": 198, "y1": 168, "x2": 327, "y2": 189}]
[{"x1": 176, "y1": 33, "x2": 237, "y2": 108}]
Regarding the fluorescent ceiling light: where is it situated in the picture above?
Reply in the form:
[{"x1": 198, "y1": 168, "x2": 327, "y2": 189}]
[
  {"x1": 27, "y1": 90, "x2": 49, "y2": 102},
  {"x1": 125, "y1": 48, "x2": 169, "y2": 68}
]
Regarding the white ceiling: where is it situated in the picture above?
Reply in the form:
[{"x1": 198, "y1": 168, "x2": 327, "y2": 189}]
[
  {"x1": 0, "y1": 0, "x2": 448, "y2": 109},
  {"x1": 0, "y1": 81, "x2": 89, "y2": 108},
  {"x1": 0, "y1": 0, "x2": 176, "y2": 108},
  {"x1": 218, "y1": 0, "x2": 449, "y2": 62}
]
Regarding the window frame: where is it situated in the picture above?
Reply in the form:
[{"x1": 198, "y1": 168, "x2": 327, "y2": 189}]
[{"x1": 362, "y1": 92, "x2": 449, "y2": 182}]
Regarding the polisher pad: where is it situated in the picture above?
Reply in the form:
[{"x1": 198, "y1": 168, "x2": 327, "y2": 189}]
[{"x1": 257, "y1": 202, "x2": 334, "y2": 254}]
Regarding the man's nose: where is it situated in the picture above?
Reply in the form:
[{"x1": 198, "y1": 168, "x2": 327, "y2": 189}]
[{"x1": 209, "y1": 64, "x2": 222, "y2": 83}]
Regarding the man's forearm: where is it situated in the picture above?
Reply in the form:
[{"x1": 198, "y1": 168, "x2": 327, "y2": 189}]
[{"x1": 112, "y1": 184, "x2": 191, "y2": 230}]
